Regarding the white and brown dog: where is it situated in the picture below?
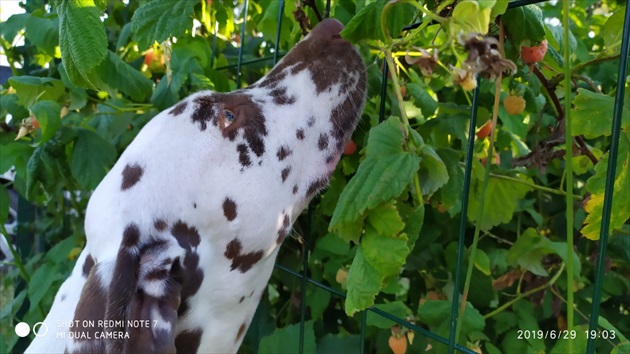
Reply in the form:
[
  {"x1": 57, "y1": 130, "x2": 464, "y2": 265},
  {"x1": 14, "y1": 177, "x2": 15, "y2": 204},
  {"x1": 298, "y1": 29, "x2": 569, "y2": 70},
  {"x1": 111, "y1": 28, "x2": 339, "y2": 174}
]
[{"x1": 26, "y1": 18, "x2": 366, "y2": 353}]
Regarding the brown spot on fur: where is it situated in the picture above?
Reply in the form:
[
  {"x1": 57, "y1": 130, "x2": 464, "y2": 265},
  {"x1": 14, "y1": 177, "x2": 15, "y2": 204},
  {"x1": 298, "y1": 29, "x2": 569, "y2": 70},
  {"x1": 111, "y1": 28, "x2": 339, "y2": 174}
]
[
  {"x1": 122, "y1": 223, "x2": 140, "y2": 248},
  {"x1": 277, "y1": 146, "x2": 292, "y2": 161},
  {"x1": 171, "y1": 221, "x2": 200, "y2": 250},
  {"x1": 82, "y1": 254, "x2": 95, "y2": 277},
  {"x1": 277, "y1": 229, "x2": 287, "y2": 244},
  {"x1": 293, "y1": 185, "x2": 299, "y2": 194},
  {"x1": 270, "y1": 86, "x2": 296, "y2": 105},
  {"x1": 121, "y1": 164, "x2": 143, "y2": 191},
  {"x1": 239, "y1": 296, "x2": 245, "y2": 303},
  {"x1": 154, "y1": 219, "x2": 167, "y2": 231},
  {"x1": 223, "y1": 198, "x2": 238, "y2": 221},
  {"x1": 296, "y1": 129, "x2": 305, "y2": 140},
  {"x1": 237, "y1": 143, "x2": 252, "y2": 167},
  {"x1": 281, "y1": 167, "x2": 291, "y2": 182},
  {"x1": 235, "y1": 323, "x2": 247, "y2": 343},
  {"x1": 169, "y1": 101, "x2": 188, "y2": 116},
  {"x1": 175, "y1": 328, "x2": 203, "y2": 353},
  {"x1": 318, "y1": 133, "x2": 329, "y2": 150},
  {"x1": 224, "y1": 239, "x2": 264, "y2": 273}
]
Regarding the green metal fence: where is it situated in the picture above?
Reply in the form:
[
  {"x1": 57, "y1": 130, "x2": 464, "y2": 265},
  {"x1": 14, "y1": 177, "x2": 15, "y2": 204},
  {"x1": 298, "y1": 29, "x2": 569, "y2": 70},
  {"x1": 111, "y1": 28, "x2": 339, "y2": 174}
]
[{"x1": 211, "y1": 0, "x2": 630, "y2": 352}]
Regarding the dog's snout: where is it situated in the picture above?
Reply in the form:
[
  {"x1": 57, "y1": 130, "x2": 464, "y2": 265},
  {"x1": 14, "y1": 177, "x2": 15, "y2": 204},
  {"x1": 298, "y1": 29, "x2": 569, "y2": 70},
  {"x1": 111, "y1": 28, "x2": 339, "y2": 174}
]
[{"x1": 310, "y1": 18, "x2": 345, "y2": 41}]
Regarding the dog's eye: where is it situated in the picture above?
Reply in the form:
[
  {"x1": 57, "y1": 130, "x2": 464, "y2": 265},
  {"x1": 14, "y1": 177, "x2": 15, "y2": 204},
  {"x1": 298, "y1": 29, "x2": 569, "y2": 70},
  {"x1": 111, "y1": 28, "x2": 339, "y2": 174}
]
[{"x1": 224, "y1": 110, "x2": 236, "y2": 124}]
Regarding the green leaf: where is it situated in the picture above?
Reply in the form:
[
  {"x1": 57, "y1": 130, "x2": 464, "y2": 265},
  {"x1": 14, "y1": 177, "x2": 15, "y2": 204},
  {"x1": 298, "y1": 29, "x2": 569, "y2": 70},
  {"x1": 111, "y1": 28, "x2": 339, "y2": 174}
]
[
  {"x1": 25, "y1": 10, "x2": 60, "y2": 56},
  {"x1": 361, "y1": 228, "x2": 409, "y2": 277},
  {"x1": 131, "y1": 0, "x2": 197, "y2": 50},
  {"x1": 418, "y1": 300, "x2": 485, "y2": 335},
  {"x1": 55, "y1": 0, "x2": 108, "y2": 88},
  {"x1": 259, "y1": 320, "x2": 316, "y2": 353},
  {"x1": 344, "y1": 247, "x2": 382, "y2": 316},
  {"x1": 345, "y1": 226, "x2": 410, "y2": 315},
  {"x1": 96, "y1": 51, "x2": 153, "y2": 102},
  {"x1": 70, "y1": 129, "x2": 117, "y2": 189},
  {"x1": 474, "y1": 249, "x2": 491, "y2": 275},
  {"x1": 490, "y1": 0, "x2": 509, "y2": 20},
  {"x1": 8, "y1": 76, "x2": 65, "y2": 108},
  {"x1": 366, "y1": 202, "x2": 405, "y2": 237},
  {"x1": 26, "y1": 131, "x2": 76, "y2": 199},
  {"x1": 28, "y1": 262, "x2": 64, "y2": 312},
  {"x1": 467, "y1": 168, "x2": 533, "y2": 230},
  {"x1": 502, "y1": 4, "x2": 546, "y2": 46},
  {"x1": 340, "y1": 0, "x2": 415, "y2": 43},
  {"x1": 612, "y1": 342, "x2": 630, "y2": 354},
  {"x1": 407, "y1": 83, "x2": 438, "y2": 118},
  {"x1": 603, "y1": 8, "x2": 625, "y2": 49},
  {"x1": 31, "y1": 101, "x2": 61, "y2": 144},
  {"x1": 434, "y1": 149, "x2": 464, "y2": 216},
  {"x1": 418, "y1": 145, "x2": 449, "y2": 195},
  {"x1": 399, "y1": 203, "x2": 424, "y2": 248},
  {"x1": 0, "y1": 94, "x2": 29, "y2": 121},
  {"x1": 451, "y1": 0, "x2": 492, "y2": 35},
  {"x1": 330, "y1": 117, "x2": 420, "y2": 228},
  {"x1": 582, "y1": 131, "x2": 630, "y2": 240},
  {"x1": 366, "y1": 302, "x2": 412, "y2": 329},
  {"x1": 506, "y1": 228, "x2": 581, "y2": 277},
  {"x1": 0, "y1": 13, "x2": 30, "y2": 43},
  {"x1": 573, "y1": 88, "x2": 630, "y2": 139}
]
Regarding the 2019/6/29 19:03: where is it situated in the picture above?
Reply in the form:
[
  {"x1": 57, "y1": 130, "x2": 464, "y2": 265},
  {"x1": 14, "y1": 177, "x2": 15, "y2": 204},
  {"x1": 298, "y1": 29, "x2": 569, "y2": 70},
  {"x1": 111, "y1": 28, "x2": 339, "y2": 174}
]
[{"x1": 517, "y1": 330, "x2": 617, "y2": 340}]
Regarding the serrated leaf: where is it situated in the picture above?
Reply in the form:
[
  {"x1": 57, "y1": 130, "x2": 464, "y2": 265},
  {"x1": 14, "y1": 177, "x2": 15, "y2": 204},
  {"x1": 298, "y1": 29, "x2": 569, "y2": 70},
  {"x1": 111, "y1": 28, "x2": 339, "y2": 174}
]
[
  {"x1": 573, "y1": 88, "x2": 630, "y2": 139},
  {"x1": 340, "y1": 0, "x2": 415, "y2": 43},
  {"x1": 418, "y1": 145, "x2": 449, "y2": 195},
  {"x1": 31, "y1": 101, "x2": 61, "y2": 144},
  {"x1": 70, "y1": 129, "x2": 117, "y2": 189},
  {"x1": 468, "y1": 168, "x2": 533, "y2": 230},
  {"x1": 131, "y1": 0, "x2": 196, "y2": 50},
  {"x1": 582, "y1": 131, "x2": 630, "y2": 240},
  {"x1": 407, "y1": 82, "x2": 438, "y2": 118},
  {"x1": 331, "y1": 117, "x2": 420, "y2": 228},
  {"x1": 451, "y1": 0, "x2": 492, "y2": 35},
  {"x1": 502, "y1": 4, "x2": 546, "y2": 46},
  {"x1": 55, "y1": 0, "x2": 108, "y2": 88},
  {"x1": 344, "y1": 247, "x2": 382, "y2": 316},
  {"x1": 399, "y1": 203, "x2": 424, "y2": 248},
  {"x1": 361, "y1": 228, "x2": 409, "y2": 277},
  {"x1": 96, "y1": 51, "x2": 153, "y2": 101},
  {"x1": 366, "y1": 202, "x2": 405, "y2": 236},
  {"x1": 366, "y1": 302, "x2": 412, "y2": 329},
  {"x1": 8, "y1": 76, "x2": 65, "y2": 108}
]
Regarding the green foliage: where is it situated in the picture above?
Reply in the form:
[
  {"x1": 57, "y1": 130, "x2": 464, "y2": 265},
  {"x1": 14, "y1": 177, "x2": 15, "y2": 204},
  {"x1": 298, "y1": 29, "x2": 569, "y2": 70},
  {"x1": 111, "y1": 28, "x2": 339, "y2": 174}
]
[{"x1": 1, "y1": 1, "x2": 628, "y2": 353}]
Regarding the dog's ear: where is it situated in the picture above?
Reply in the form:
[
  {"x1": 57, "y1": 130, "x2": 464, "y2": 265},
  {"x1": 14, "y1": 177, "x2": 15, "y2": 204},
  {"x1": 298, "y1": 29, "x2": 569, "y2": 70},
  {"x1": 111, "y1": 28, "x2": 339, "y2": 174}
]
[{"x1": 117, "y1": 238, "x2": 184, "y2": 354}]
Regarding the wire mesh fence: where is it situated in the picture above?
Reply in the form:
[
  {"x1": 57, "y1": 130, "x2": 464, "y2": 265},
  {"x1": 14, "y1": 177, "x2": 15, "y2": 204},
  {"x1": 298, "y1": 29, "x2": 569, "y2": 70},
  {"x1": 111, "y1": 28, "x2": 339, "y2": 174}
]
[{"x1": 211, "y1": 0, "x2": 630, "y2": 352}]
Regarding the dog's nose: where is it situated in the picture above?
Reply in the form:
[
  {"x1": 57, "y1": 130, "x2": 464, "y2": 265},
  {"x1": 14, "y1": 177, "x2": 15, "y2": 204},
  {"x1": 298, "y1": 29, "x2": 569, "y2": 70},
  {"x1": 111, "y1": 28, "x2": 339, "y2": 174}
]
[{"x1": 310, "y1": 18, "x2": 345, "y2": 40}]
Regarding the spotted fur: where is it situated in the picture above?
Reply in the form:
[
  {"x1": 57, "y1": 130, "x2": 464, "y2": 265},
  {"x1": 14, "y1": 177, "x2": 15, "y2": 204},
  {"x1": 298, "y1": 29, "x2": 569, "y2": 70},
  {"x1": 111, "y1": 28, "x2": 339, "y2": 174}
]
[{"x1": 27, "y1": 18, "x2": 366, "y2": 354}]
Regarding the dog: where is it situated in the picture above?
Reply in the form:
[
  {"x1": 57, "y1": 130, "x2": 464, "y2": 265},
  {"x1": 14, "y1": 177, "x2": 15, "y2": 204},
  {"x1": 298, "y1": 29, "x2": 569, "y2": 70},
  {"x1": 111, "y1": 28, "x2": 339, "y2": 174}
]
[{"x1": 26, "y1": 18, "x2": 366, "y2": 353}]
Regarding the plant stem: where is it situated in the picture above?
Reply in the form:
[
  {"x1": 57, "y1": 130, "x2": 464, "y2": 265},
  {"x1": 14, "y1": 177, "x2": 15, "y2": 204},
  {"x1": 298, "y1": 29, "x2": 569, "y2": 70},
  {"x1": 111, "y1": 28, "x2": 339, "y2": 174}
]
[
  {"x1": 488, "y1": 173, "x2": 582, "y2": 199},
  {"x1": 562, "y1": 2, "x2": 575, "y2": 349},
  {"x1": 0, "y1": 224, "x2": 31, "y2": 284},
  {"x1": 484, "y1": 264, "x2": 565, "y2": 319}
]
